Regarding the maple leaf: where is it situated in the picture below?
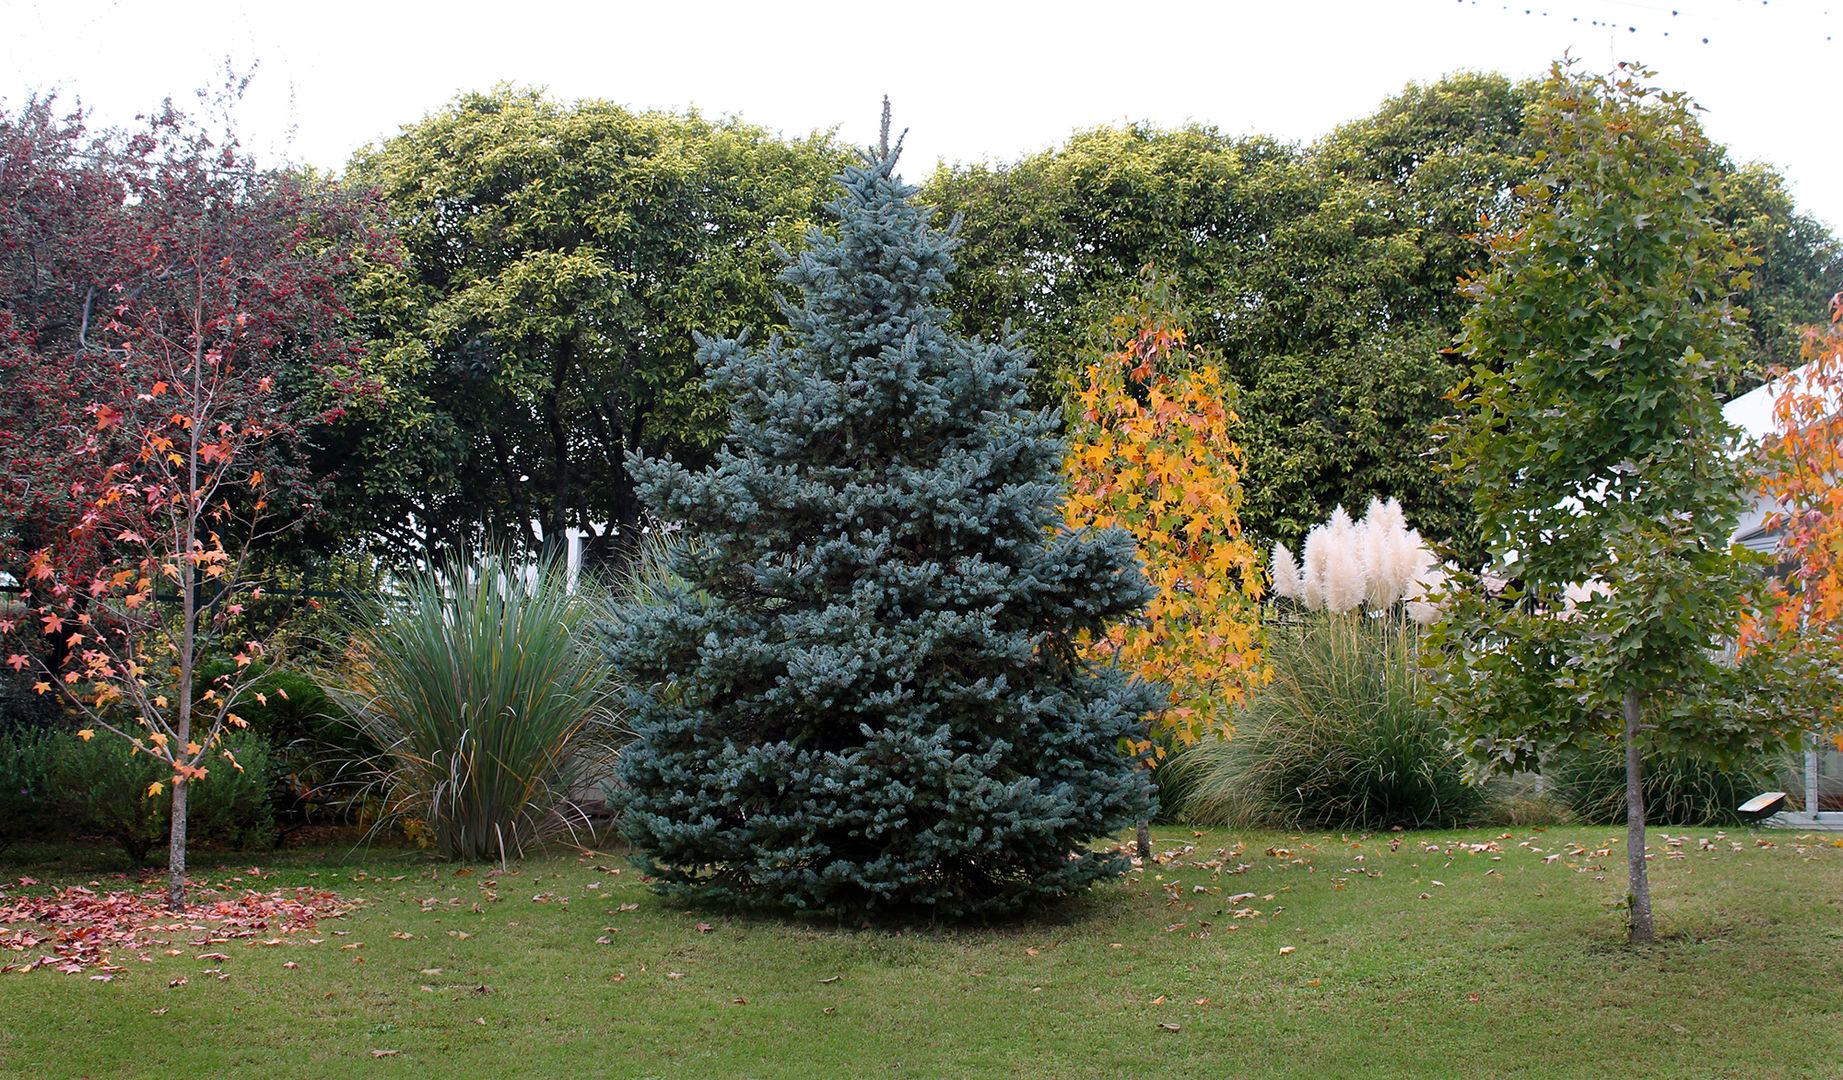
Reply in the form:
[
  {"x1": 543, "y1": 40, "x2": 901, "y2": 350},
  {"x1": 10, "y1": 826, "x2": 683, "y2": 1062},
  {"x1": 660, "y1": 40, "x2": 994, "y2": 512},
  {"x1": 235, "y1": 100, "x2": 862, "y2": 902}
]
[
  {"x1": 77, "y1": 729, "x2": 95, "y2": 741},
  {"x1": 5, "y1": 655, "x2": 27, "y2": 672}
]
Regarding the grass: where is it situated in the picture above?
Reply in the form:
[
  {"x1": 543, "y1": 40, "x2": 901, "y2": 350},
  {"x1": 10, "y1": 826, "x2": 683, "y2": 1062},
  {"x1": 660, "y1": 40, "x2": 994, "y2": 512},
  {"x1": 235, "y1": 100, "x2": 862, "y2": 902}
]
[{"x1": 3, "y1": 826, "x2": 1840, "y2": 1079}]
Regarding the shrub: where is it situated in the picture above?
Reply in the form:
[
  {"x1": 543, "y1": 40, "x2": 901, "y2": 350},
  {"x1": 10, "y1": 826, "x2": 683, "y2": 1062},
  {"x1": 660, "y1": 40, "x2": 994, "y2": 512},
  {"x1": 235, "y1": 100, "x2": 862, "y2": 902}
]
[
  {"x1": 1178, "y1": 611, "x2": 1493, "y2": 829},
  {"x1": 25, "y1": 728, "x2": 277, "y2": 866},
  {"x1": 1546, "y1": 744, "x2": 1778, "y2": 827},
  {"x1": 0, "y1": 728, "x2": 58, "y2": 854},
  {"x1": 191, "y1": 659, "x2": 376, "y2": 828},
  {"x1": 334, "y1": 553, "x2": 621, "y2": 862}
]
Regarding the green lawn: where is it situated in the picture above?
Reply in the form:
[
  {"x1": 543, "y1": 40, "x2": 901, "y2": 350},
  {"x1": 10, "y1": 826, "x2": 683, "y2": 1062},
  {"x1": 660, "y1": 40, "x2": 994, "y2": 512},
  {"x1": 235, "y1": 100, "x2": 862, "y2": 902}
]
[{"x1": 2, "y1": 827, "x2": 1839, "y2": 1079}]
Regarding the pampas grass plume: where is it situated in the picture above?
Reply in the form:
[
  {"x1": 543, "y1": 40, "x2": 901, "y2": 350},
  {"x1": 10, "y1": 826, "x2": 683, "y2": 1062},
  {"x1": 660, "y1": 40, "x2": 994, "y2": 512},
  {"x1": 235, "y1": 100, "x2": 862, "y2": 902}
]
[
  {"x1": 1321, "y1": 506, "x2": 1366, "y2": 614},
  {"x1": 1272, "y1": 542, "x2": 1303, "y2": 600}
]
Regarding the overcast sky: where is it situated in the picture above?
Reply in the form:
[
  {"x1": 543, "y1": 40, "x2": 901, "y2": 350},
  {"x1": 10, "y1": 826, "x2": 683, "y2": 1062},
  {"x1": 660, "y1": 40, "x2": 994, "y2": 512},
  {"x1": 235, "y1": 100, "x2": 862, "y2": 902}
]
[{"x1": 3, "y1": 0, "x2": 1838, "y2": 230}]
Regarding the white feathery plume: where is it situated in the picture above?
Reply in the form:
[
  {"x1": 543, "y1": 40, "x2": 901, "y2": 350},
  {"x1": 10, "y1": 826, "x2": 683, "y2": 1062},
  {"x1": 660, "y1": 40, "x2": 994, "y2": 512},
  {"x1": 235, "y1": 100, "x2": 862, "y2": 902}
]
[
  {"x1": 1321, "y1": 506, "x2": 1366, "y2": 614},
  {"x1": 1301, "y1": 520, "x2": 1332, "y2": 611},
  {"x1": 1271, "y1": 542, "x2": 1303, "y2": 600},
  {"x1": 1404, "y1": 561, "x2": 1449, "y2": 626},
  {"x1": 1357, "y1": 498, "x2": 1389, "y2": 608}
]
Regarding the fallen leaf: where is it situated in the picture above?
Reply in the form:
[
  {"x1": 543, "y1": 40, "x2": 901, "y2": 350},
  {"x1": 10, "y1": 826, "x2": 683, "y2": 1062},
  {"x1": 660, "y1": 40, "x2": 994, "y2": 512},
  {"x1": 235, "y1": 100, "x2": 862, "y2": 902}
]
[
  {"x1": 283, "y1": 961, "x2": 299, "y2": 970},
  {"x1": 695, "y1": 923, "x2": 714, "y2": 933},
  {"x1": 1159, "y1": 1022, "x2": 1182, "y2": 1032},
  {"x1": 1279, "y1": 946, "x2": 1296, "y2": 955},
  {"x1": 818, "y1": 975, "x2": 841, "y2": 984},
  {"x1": 1150, "y1": 995, "x2": 1167, "y2": 1005},
  {"x1": 370, "y1": 1049, "x2": 399, "y2": 1058}
]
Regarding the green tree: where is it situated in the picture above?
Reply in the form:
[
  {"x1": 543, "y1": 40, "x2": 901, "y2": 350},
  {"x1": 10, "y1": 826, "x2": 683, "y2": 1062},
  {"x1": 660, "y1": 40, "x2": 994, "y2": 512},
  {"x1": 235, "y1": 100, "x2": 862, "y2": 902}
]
[
  {"x1": 336, "y1": 88, "x2": 849, "y2": 565},
  {"x1": 1427, "y1": 62, "x2": 1796, "y2": 944},
  {"x1": 604, "y1": 135, "x2": 1161, "y2": 918}
]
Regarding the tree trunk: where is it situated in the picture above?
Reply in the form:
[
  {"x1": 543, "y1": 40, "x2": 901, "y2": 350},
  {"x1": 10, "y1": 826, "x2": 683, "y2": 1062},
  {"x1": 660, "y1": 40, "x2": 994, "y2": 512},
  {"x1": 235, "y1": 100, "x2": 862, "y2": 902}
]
[
  {"x1": 1623, "y1": 687, "x2": 1653, "y2": 944},
  {"x1": 1135, "y1": 819, "x2": 1152, "y2": 863},
  {"x1": 167, "y1": 776, "x2": 189, "y2": 910}
]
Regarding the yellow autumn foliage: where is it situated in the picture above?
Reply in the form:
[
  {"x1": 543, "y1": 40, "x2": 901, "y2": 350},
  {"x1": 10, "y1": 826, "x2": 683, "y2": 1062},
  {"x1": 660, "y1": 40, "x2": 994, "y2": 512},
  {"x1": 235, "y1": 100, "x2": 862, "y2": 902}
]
[{"x1": 1064, "y1": 296, "x2": 1266, "y2": 752}]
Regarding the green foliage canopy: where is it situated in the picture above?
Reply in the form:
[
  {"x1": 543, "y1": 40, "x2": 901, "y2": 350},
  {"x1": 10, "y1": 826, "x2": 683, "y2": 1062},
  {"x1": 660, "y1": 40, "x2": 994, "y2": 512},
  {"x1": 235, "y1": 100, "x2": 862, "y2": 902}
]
[
  {"x1": 336, "y1": 88, "x2": 850, "y2": 564},
  {"x1": 926, "y1": 72, "x2": 1840, "y2": 556}
]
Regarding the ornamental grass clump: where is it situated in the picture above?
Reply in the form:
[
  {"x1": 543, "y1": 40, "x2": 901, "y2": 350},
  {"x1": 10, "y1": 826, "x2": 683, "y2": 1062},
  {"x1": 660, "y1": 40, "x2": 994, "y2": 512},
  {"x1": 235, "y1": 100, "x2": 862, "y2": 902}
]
[
  {"x1": 335, "y1": 553, "x2": 620, "y2": 862},
  {"x1": 1179, "y1": 609, "x2": 1492, "y2": 829},
  {"x1": 1176, "y1": 500, "x2": 1488, "y2": 829},
  {"x1": 1547, "y1": 743, "x2": 1779, "y2": 828}
]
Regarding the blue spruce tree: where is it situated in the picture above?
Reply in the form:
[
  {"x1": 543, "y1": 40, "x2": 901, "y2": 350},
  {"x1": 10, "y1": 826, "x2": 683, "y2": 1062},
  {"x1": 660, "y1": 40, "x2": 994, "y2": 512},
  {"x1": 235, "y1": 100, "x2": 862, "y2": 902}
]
[{"x1": 604, "y1": 134, "x2": 1161, "y2": 918}]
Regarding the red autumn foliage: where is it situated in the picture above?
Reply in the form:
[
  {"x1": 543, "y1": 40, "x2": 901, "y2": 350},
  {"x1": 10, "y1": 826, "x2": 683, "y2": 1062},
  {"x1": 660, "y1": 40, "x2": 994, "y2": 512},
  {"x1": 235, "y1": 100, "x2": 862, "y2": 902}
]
[{"x1": 0, "y1": 876, "x2": 350, "y2": 978}]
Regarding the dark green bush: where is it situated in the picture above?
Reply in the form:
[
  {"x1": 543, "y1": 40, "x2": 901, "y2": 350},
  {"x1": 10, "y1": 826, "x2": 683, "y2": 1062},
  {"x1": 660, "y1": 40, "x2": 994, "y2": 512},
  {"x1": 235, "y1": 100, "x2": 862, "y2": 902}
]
[
  {"x1": 0, "y1": 728, "x2": 59, "y2": 853},
  {"x1": 191, "y1": 659, "x2": 376, "y2": 828},
  {"x1": 1547, "y1": 743, "x2": 1778, "y2": 827},
  {"x1": 26, "y1": 728, "x2": 278, "y2": 866},
  {"x1": 0, "y1": 664, "x2": 65, "y2": 736},
  {"x1": 1178, "y1": 611, "x2": 1495, "y2": 829}
]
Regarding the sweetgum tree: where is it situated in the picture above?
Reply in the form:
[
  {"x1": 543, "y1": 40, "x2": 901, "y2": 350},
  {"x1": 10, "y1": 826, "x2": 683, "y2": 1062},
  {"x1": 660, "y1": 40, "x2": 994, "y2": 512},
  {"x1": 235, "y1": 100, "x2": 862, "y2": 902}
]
[
  {"x1": 0, "y1": 93, "x2": 380, "y2": 907},
  {"x1": 1063, "y1": 280, "x2": 1265, "y2": 751},
  {"x1": 604, "y1": 133, "x2": 1161, "y2": 919},
  {"x1": 1428, "y1": 63, "x2": 1796, "y2": 944}
]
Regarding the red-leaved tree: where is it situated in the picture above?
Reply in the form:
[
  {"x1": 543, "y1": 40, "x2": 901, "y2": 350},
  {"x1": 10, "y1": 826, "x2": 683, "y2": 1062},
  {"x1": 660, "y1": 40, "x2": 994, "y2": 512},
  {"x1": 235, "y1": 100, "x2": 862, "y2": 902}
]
[{"x1": 0, "y1": 92, "x2": 385, "y2": 907}]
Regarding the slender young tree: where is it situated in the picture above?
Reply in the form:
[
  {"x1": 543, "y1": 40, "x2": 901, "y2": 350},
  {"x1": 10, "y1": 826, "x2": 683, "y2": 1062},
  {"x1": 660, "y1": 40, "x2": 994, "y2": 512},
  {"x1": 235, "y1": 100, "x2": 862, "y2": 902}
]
[
  {"x1": 1063, "y1": 278, "x2": 1265, "y2": 751},
  {"x1": 1, "y1": 95, "x2": 379, "y2": 908},
  {"x1": 1428, "y1": 62, "x2": 1796, "y2": 944},
  {"x1": 604, "y1": 132, "x2": 1161, "y2": 918}
]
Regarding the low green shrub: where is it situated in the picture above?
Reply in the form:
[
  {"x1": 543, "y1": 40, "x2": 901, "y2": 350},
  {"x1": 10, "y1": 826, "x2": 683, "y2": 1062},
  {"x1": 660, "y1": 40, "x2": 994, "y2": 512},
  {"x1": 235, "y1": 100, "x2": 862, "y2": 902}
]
[
  {"x1": 334, "y1": 552, "x2": 621, "y2": 862},
  {"x1": 15, "y1": 728, "x2": 277, "y2": 866},
  {"x1": 1546, "y1": 743, "x2": 1778, "y2": 827},
  {"x1": 191, "y1": 659, "x2": 376, "y2": 828},
  {"x1": 1177, "y1": 611, "x2": 1494, "y2": 829}
]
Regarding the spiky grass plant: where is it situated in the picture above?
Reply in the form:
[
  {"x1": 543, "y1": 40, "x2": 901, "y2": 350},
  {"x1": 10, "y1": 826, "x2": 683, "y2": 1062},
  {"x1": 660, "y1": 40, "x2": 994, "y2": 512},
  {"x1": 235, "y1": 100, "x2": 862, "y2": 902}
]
[
  {"x1": 1177, "y1": 610, "x2": 1493, "y2": 829},
  {"x1": 335, "y1": 553, "x2": 621, "y2": 861}
]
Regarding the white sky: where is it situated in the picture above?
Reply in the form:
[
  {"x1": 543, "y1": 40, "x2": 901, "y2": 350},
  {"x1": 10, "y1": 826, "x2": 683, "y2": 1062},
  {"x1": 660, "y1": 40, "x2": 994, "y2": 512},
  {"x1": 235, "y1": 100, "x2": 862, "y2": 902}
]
[{"x1": 3, "y1": 0, "x2": 1838, "y2": 231}]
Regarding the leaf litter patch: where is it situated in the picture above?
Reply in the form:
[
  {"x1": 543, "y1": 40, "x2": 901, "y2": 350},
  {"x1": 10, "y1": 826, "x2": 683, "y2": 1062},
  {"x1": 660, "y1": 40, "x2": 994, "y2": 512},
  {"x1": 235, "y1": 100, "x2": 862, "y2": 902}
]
[{"x1": 0, "y1": 875, "x2": 351, "y2": 979}]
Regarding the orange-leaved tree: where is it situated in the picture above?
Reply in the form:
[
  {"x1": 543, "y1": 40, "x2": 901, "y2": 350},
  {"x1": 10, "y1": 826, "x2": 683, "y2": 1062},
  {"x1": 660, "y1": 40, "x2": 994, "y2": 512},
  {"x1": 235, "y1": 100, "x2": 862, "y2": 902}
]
[
  {"x1": 1063, "y1": 282, "x2": 1265, "y2": 754},
  {"x1": 1748, "y1": 292, "x2": 1843, "y2": 730}
]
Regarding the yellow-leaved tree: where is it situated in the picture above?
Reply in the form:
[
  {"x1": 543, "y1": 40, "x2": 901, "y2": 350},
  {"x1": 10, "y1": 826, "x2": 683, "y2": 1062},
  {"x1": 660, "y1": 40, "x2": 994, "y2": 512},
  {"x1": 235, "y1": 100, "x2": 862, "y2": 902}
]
[{"x1": 1064, "y1": 281, "x2": 1265, "y2": 756}]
